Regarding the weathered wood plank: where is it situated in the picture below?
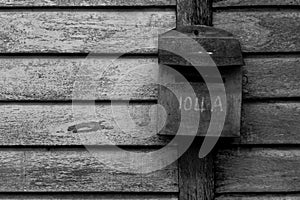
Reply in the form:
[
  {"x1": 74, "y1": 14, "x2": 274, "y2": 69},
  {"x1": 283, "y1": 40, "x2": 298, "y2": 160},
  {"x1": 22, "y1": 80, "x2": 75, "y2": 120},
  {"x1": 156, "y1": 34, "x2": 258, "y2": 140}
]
[
  {"x1": 0, "y1": 0, "x2": 176, "y2": 6},
  {"x1": 0, "y1": 149, "x2": 178, "y2": 192},
  {"x1": 216, "y1": 194, "x2": 300, "y2": 200},
  {"x1": 214, "y1": 12, "x2": 300, "y2": 52},
  {"x1": 0, "y1": 151, "x2": 24, "y2": 191},
  {"x1": 243, "y1": 57, "x2": 300, "y2": 99},
  {"x1": 241, "y1": 102, "x2": 300, "y2": 144},
  {"x1": 0, "y1": 11, "x2": 175, "y2": 53},
  {"x1": 1, "y1": 57, "x2": 299, "y2": 100},
  {"x1": 0, "y1": 103, "x2": 172, "y2": 146},
  {"x1": 214, "y1": 0, "x2": 300, "y2": 7},
  {"x1": 0, "y1": 57, "x2": 158, "y2": 100},
  {"x1": 0, "y1": 193, "x2": 178, "y2": 200},
  {"x1": 1, "y1": 102, "x2": 299, "y2": 145},
  {"x1": 215, "y1": 148, "x2": 300, "y2": 193}
]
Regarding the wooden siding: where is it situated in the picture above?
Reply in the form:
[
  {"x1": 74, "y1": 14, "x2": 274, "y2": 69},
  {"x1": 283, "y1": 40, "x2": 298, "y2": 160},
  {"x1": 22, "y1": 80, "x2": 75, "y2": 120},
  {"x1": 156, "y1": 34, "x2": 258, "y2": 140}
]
[
  {"x1": 213, "y1": 1, "x2": 300, "y2": 199},
  {"x1": 214, "y1": 11, "x2": 300, "y2": 52},
  {"x1": 216, "y1": 148, "x2": 300, "y2": 193},
  {"x1": 0, "y1": 148, "x2": 178, "y2": 192},
  {"x1": 0, "y1": 0, "x2": 299, "y2": 199},
  {"x1": 0, "y1": 11, "x2": 175, "y2": 53},
  {"x1": 214, "y1": 0, "x2": 300, "y2": 7},
  {"x1": 0, "y1": 0, "x2": 176, "y2": 7},
  {"x1": 0, "y1": 194, "x2": 178, "y2": 200},
  {"x1": 216, "y1": 194, "x2": 300, "y2": 200},
  {"x1": 0, "y1": 57, "x2": 299, "y2": 101}
]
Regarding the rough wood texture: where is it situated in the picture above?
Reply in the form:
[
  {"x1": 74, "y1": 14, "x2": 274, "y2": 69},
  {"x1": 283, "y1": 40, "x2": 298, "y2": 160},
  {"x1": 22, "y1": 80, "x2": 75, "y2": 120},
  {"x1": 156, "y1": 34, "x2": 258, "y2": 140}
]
[
  {"x1": 0, "y1": 103, "x2": 172, "y2": 146},
  {"x1": 0, "y1": 149, "x2": 177, "y2": 192},
  {"x1": 216, "y1": 194, "x2": 300, "y2": 200},
  {"x1": 177, "y1": 0, "x2": 213, "y2": 27},
  {"x1": 1, "y1": 102, "x2": 299, "y2": 145},
  {"x1": 214, "y1": 12, "x2": 300, "y2": 52},
  {"x1": 0, "y1": 0, "x2": 176, "y2": 6},
  {"x1": 241, "y1": 102, "x2": 300, "y2": 144},
  {"x1": 243, "y1": 57, "x2": 300, "y2": 99},
  {"x1": 0, "y1": 194, "x2": 178, "y2": 200},
  {"x1": 0, "y1": 57, "x2": 299, "y2": 100},
  {"x1": 179, "y1": 139, "x2": 214, "y2": 200},
  {"x1": 215, "y1": 148, "x2": 300, "y2": 193},
  {"x1": 0, "y1": 11, "x2": 175, "y2": 53},
  {"x1": 0, "y1": 57, "x2": 159, "y2": 100},
  {"x1": 214, "y1": 0, "x2": 300, "y2": 7}
]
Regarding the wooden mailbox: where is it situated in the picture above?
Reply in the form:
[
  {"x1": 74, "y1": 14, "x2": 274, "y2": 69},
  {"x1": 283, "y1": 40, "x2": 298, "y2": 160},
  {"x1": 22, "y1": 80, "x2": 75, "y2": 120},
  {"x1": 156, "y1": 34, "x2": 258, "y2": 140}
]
[{"x1": 158, "y1": 25, "x2": 244, "y2": 137}]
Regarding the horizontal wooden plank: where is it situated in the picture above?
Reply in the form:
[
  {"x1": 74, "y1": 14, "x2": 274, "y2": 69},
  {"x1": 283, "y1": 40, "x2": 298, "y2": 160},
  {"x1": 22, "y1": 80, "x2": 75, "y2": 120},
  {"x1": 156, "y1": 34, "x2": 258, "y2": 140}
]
[
  {"x1": 214, "y1": 11, "x2": 300, "y2": 52},
  {"x1": 0, "y1": 193, "x2": 178, "y2": 200},
  {"x1": 0, "y1": 0, "x2": 176, "y2": 6},
  {"x1": 0, "y1": 103, "x2": 175, "y2": 146},
  {"x1": 0, "y1": 10, "x2": 175, "y2": 53},
  {"x1": 3, "y1": 57, "x2": 298, "y2": 101},
  {"x1": 241, "y1": 102, "x2": 300, "y2": 144},
  {"x1": 216, "y1": 194, "x2": 300, "y2": 200},
  {"x1": 0, "y1": 57, "x2": 158, "y2": 100},
  {"x1": 243, "y1": 57, "x2": 300, "y2": 99},
  {"x1": 216, "y1": 148, "x2": 300, "y2": 193},
  {"x1": 0, "y1": 149, "x2": 178, "y2": 192},
  {"x1": 1, "y1": 102, "x2": 299, "y2": 145},
  {"x1": 214, "y1": 0, "x2": 300, "y2": 7}
]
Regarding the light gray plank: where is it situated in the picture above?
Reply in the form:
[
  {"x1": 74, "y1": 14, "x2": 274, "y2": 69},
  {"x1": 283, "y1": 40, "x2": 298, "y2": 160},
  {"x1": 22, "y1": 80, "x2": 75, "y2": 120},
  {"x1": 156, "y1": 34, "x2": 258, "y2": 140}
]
[
  {"x1": 0, "y1": 193, "x2": 178, "y2": 200},
  {"x1": 0, "y1": 0, "x2": 176, "y2": 6},
  {"x1": 0, "y1": 11, "x2": 175, "y2": 53},
  {"x1": 0, "y1": 57, "x2": 158, "y2": 100},
  {"x1": 0, "y1": 149, "x2": 178, "y2": 192},
  {"x1": 0, "y1": 103, "x2": 173, "y2": 146}
]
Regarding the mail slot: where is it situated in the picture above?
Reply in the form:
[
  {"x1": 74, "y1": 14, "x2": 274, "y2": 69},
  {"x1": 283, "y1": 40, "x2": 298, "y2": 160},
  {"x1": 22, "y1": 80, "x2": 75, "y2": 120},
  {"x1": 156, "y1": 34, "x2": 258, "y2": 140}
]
[{"x1": 157, "y1": 26, "x2": 244, "y2": 137}]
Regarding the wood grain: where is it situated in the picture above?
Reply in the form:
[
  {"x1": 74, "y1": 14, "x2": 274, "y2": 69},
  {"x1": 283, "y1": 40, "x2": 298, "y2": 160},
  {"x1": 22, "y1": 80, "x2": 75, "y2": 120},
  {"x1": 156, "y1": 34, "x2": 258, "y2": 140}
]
[
  {"x1": 241, "y1": 102, "x2": 300, "y2": 144},
  {"x1": 1, "y1": 102, "x2": 299, "y2": 145},
  {"x1": 0, "y1": 11, "x2": 175, "y2": 53},
  {"x1": 214, "y1": 0, "x2": 300, "y2": 7},
  {"x1": 0, "y1": 57, "x2": 159, "y2": 100},
  {"x1": 0, "y1": 149, "x2": 178, "y2": 192},
  {"x1": 243, "y1": 57, "x2": 300, "y2": 99},
  {"x1": 0, "y1": 103, "x2": 172, "y2": 146},
  {"x1": 215, "y1": 148, "x2": 300, "y2": 193},
  {"x1": 179, "y1": 139, "x2": 214, "y2": 200},
  {"x1": 177, "y1": 0, "x2": 212, "y2": 27},
  {"x1": 214, "y1": 11, "x2": 300, "y2": 52},
  {"x1": 0, "y1": 193, "x2": 178, "y2": 200},
  {"x1": 216, "y1": 194, "x2": 300, "y2": 200},
  {"x1": 0, "y1": 0, "x2": 176, "y2": 6},
  {"x1": 0, "y1": 57, "x2": 299, "y2": 100}
]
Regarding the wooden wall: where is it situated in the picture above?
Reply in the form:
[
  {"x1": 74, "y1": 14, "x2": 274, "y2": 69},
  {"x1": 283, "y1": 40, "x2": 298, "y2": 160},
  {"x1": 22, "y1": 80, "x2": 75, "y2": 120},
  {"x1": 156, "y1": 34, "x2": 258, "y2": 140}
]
[
  {"x1": 213, "y1": 0, "x2": 300, "y2": 200},
  {"x1": 0, "y1": 1, "x2": 178, "y2": 199},
  {"x1": 0, "y1": 0, "x2": 299, "y2": 199}
]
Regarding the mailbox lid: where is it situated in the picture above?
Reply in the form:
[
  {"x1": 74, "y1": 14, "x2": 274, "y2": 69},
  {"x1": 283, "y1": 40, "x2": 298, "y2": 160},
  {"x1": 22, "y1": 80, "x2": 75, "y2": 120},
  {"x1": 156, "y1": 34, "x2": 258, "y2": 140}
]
[{"x1": 159, "y1": 25, "x2": 244, "y2": 67}]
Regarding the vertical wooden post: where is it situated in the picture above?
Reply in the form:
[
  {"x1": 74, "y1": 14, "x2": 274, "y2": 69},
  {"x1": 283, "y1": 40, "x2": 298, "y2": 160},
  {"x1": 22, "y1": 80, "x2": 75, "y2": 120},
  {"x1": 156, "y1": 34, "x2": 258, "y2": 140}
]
[
  {"x1": 177, "y1": 0, "x2": 215, "y2": 200},
  {"x1": 177, "y1": 0, "x2": 213, "y2": 27}
]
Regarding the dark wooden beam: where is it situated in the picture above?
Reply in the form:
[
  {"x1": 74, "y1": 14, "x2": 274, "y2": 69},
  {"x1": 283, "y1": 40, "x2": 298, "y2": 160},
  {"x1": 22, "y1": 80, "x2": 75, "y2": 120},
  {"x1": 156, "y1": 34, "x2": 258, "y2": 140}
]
[
  {"x1": 179, "y1": 138, "x2": 215, "y2": 200},
  {"x1": 176, "y1": 1, "x2": 215, "y2": 200},
  {"x1": 177, "y1": 0, "x2": 213, "y2": 27}
]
